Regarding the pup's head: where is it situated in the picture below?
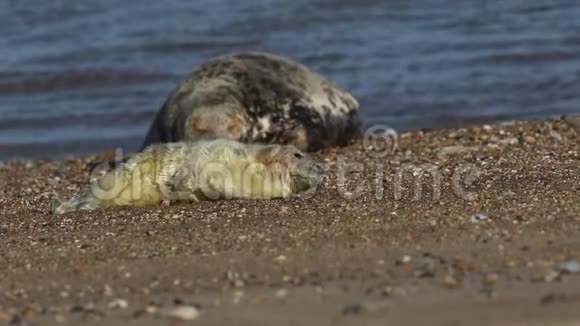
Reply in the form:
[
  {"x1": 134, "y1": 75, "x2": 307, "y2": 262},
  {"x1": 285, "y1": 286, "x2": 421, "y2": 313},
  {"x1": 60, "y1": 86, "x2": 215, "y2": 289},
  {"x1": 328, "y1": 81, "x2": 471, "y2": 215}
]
[{"x1": 254, "y1": 145, "x2": 322, "y2": 194}]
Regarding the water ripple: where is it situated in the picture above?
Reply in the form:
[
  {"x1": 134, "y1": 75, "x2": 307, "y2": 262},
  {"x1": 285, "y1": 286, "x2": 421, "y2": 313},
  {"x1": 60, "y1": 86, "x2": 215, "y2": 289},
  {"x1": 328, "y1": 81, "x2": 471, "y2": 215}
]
[{"x1": 0, "y1": 70, "x2": 174, "y2": 94}]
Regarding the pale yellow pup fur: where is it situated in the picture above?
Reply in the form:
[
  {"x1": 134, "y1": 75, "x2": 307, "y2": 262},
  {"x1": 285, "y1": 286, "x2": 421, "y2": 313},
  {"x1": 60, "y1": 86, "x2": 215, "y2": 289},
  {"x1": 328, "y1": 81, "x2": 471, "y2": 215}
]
[{"x1": 53, "y1": 139, "x2": 322, "y2": 214}]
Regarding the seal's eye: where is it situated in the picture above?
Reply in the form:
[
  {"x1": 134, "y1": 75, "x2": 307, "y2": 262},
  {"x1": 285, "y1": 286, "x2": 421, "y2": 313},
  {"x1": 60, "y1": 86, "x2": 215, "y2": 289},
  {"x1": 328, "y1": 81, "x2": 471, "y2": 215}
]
[
  {"x1": 293, "y1": 152, "x2": 304, "y2": 159},
  {"x1": 271, "y1": 112, "x2": 284, "y2": 124}
]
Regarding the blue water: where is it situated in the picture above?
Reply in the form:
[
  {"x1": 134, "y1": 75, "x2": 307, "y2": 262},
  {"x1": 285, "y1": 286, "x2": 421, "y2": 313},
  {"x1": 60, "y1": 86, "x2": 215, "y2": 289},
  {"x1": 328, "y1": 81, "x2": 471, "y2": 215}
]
[{"x1": 1, "y1": 0, "x2": 579, "y2": 160}]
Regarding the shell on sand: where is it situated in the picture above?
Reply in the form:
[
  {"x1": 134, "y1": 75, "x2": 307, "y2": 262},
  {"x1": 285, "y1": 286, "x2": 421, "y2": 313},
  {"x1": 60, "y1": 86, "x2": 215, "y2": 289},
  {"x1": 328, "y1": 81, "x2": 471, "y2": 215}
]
[
  {"x1": 142, "y1": 52, "x2": 362, "y2": 152},
  {"x1": 54, "y1": 139, "x2": 322, "y2": 214}
]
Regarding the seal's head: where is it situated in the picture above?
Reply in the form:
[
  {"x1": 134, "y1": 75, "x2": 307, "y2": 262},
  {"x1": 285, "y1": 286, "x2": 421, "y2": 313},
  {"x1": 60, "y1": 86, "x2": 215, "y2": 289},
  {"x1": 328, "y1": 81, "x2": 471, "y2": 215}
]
[
  {"x1": 185, "y1": 108, "x2": 247, "y2": 142},
  {"x1": 253, "y1": 144, "x2": 322, "y2": 194}
]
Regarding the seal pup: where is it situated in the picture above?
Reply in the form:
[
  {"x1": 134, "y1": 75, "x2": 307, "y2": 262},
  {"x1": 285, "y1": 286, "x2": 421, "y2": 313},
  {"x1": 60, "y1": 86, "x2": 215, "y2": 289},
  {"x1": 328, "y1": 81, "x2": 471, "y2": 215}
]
[
  {"x1": 142, "y1": 52, "x2": 362, "y2": 152},
  {"x1": 54, "y1": 139, "x2": 322, "y2": 214}
]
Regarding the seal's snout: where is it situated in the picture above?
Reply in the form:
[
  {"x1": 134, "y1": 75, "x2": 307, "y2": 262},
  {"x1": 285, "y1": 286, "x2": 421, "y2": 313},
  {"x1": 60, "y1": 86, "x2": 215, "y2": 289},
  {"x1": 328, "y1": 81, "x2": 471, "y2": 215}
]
[
  {"x1": 290, "y1": 158, "x2": 323, "y2": 194},
  {"x1": 297, "y1": 159, "x2": 322, "y2": 178},
  {"x1": 310, "y1": 162, "x2": 323, "y2": 178},
  {"x1": 306, "y1": 161, "x2": 327, "y2": 180}
]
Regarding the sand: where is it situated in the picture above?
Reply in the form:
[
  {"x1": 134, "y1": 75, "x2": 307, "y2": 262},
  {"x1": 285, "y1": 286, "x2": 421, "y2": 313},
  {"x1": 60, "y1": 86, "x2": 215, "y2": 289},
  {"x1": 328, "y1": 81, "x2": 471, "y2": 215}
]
[{"x1": 0, "y1": 117, "x2": 578, "y2": 325}]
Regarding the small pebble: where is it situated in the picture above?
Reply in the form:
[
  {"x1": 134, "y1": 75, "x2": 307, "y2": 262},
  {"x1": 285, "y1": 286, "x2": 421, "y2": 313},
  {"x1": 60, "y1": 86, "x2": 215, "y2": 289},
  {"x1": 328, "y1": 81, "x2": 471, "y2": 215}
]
[
  {"x1": 556, "y1": 260, "x2": 580, "y2": 274},
  {"x1": 145, "y1": 305, "x2": 158, "y2": 314},
  {"x1": 499, "y1": 190, "x2": 516, "y2": 199},
  {"x1": 162, "y1": 305, "x2": 200, "y2": 321},
  {"x1": 470, "y1": 213, "x2": 489, "y2": 223},
  {"x1": 438, "y1": 145, "x2": 478, "y2": 157},
  {"x1": 273, "y1": 255, "x2": 287, "y2": 263},
  {"x1": 342, "y1": 300, "x2": 389, "y2": 315},
  {"x1": 360, "y1": 300, "x2": 389, "y2": 313},
  {"x1": 549, "y1": 129, "x2": 563, "y2": 141},
  {"x1": 275, "y1": 289, "x2": 288, "y2": 298},
  {"x1": 104, "y1": 285, "x2": 113, "y2": 297},
  {"x1": 541, "y1": 270, "x2": 561, "y2": 283},
  {"x1": 500, "y1": 137, "x2": 519, "y2": 145},
  {"x1": 381, "y1": 286, "x2": 406, "y2": 297},
  {"x1": 233, "y1": 290, "x2": 245, "y2": 304},
  {"x1": 233, "y1": 279, "x2": 245, "y2": 288},
  {"x1": 108, "y1": 298, "x2": 128, "y2": 310},
  {"x1": 483, "y1": 273, "x2": 499, "y2": 286},
  {"x1": 523, "y1": 135, "x2": 536, "y2": 144},
  {"x1": 414, "y1": 257, "x2": 436, "y2": 278},
  {"x1": 70, "y1": 303, "x2": 96, "y2": 313},
  {"x1": 443, "y1": 275, "x2": 460, "y2": 288}
]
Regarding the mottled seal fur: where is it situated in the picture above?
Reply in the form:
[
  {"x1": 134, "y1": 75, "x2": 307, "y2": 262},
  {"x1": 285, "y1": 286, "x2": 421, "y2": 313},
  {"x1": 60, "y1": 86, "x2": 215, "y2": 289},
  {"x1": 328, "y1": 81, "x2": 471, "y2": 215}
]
[
  {"x1": 54, "y1": 139, "x2": 322, "y2": 214},
  {"x1": 142, "y1": 52, "x2": 361, "y2": 152}
]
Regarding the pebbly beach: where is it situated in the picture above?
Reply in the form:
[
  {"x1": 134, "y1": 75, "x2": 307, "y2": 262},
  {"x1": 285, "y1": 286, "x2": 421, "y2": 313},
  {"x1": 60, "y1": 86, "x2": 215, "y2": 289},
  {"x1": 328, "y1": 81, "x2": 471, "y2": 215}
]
[{"x1": 0, "y1": 116, "x2": 578, "y2": 325}]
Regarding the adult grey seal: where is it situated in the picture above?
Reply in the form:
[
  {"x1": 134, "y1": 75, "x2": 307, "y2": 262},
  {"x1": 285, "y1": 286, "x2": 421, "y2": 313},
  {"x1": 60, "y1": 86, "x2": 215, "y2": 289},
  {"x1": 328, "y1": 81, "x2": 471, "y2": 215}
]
[{"x1": 141, "y1": 52, "x2": 362, "y2": 152}]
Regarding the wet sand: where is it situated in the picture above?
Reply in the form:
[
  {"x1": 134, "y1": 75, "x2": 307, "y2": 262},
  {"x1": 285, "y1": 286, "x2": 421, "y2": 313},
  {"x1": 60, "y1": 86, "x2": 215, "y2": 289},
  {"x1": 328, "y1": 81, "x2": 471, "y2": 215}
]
[{"x1": 0, "y1": 117, "x2": 579, "y2": 325}]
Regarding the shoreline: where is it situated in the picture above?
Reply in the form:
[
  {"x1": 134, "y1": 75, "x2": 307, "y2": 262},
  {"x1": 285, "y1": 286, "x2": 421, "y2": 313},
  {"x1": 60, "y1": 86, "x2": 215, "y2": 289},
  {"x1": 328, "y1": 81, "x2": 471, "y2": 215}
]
[
  {"x1": 0, "y1": 116, "x2": 579, "y2": 325},
  {"x1": 0, "y1": 113, "x2": 575, "y2": 163}
]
